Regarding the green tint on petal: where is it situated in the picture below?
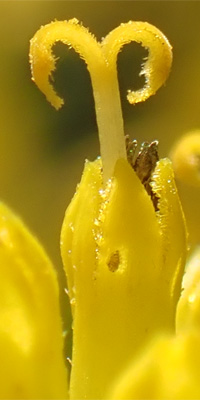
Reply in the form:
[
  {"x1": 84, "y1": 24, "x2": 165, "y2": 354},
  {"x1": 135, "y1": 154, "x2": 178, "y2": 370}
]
[
  {"x1": 61, "y1": 157, "x2": 187, "y2": 400},
  {"x1": 0, "y1": 203, "x2": 68, "y2": 399}
]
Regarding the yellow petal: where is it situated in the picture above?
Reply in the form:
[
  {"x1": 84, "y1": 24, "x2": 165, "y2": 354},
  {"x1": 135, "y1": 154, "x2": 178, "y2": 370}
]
[
  {"x1": 61, "y1": 157, "x2": 186, "y2": 399},
  {"x1": 151, "y1": 158, "x2": 188, "y2": 308},
  {"x1": 0, "y1": 203, "x2": 68, "y2": 399},
  {"x1": 108, "y1": 330, "x2": 200, "y2": 400},
  {"x1": 176, "y1": 246, "x2": 200, "y2": 333}
]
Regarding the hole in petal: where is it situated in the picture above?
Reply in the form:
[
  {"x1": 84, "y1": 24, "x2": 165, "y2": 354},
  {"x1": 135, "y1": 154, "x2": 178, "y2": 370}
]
[{"x1": 107, "y1": 250, "x2": 120, "y2": 272}]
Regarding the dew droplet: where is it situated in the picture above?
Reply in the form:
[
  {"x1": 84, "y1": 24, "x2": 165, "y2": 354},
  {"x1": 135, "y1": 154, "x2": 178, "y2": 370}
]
[
  {"x1": 188, "y1": 293, "x2": 196, "y2": 304},
  {"x1": 70, "y1": 298, "x2": 76, "y2": 306},
  {"x1": 94, "y1": 218, "x2": 100, "y2": 226},
  {"x1": 99, "y1": 189, "x2": 104, "y2": 196},
  {"x1": 64, "y1": 287, "x2": 69, "y2": 295},
  {"x1": 69, "y1": 222, "x2": 74, "y2": 232}
]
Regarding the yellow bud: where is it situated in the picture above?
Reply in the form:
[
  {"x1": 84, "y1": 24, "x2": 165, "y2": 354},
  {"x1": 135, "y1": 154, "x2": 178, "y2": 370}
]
[
  {"x1": 170, "y1": 131, "x2": 200, "y2": 187},
  {"x1": 61, "y1": 157, "x2": 187, "y2": 399}
]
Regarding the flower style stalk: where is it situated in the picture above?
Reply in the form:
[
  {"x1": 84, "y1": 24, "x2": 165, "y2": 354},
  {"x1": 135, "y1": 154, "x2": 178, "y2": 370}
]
[
  {"x1": 30, "y1": 19, "x2": 172, "y2": 182},
  {"x1": 30, "y1": 19, "x2": 187, "y2": 399}
]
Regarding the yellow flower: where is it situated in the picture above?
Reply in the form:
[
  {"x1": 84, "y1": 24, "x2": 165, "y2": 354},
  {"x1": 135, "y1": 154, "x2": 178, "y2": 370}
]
[
  {"x1": 0, "y1": 16, "x2": 198, "y2": 400},
  {"x1": 30, "y1": 18, "x2": 187, "y2": 399}
]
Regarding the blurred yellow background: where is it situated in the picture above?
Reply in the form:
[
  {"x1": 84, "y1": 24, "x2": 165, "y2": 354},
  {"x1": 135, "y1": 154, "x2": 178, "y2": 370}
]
[{"x1": 0, "y1": 1, "x2": 200, "y2": 283}]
